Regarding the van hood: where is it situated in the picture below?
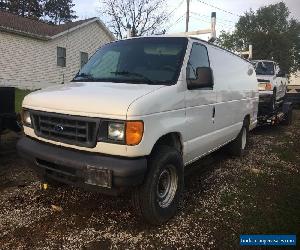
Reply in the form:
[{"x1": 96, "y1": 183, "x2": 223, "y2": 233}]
[{"x1": 23, "y1": 82, "x2": 165, "y2": 117}]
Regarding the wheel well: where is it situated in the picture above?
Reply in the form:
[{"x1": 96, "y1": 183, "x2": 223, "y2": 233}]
[{"x1": 152, "y1": 133, "x2": 183, "y2": 155}]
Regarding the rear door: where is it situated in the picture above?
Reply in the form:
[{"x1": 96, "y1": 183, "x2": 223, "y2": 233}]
[{"x1": 185, "y1": 42, "x2": 217, "y2": 163}]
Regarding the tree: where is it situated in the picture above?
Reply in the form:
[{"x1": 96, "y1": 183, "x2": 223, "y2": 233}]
[
  {"x1": 44, "y1": 0, "x2": 77, "y2": 24},
  {"x1": 217, "y1": 2, "x2": 300, "y2": 74},
  {"x1": 0, "y1": 0, "x2": 10, "y2": 10},
  {"x1": 99, "y1": 0, "x2": 169, "y2": 39},
  {"x1": 3, "y1": 0, "x2": 43, "y2": 19}
]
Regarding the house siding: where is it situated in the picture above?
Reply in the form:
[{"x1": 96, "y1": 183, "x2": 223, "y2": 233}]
[
  {"x1": 289, "y1": 71, "x2": 300, "y2": 86},
  {"x1": 0, "y1": 22, "x2": 113, "y2": 90}
]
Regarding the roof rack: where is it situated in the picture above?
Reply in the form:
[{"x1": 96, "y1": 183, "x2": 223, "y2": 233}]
[
  {"x1": 239, "y1": 45, "x2": 253, "y2": 60},
  {"x1": 172, "y1": 12, "x2": 217, "y2": 43}
]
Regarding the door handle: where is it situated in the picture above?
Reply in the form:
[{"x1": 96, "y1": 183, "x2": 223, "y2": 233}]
[{"x1": 212, "y1": 106, "x2": 216, "y2": 118}]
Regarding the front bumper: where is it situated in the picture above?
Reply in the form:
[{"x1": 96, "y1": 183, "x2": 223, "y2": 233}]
[{"x1": 17, "y1": 137, "x2": 147, "y2": 194}]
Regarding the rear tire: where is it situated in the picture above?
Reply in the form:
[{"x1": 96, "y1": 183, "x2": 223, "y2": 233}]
[
  {"x1": 282, "y1": 108, "x2": 293, "y2": 126},
  {"x1": 132, "y1": 145, "x2": 184, "y2": 225},
  {"x1": 227, "y1": 119, "x2": 249, "y2": 157}
]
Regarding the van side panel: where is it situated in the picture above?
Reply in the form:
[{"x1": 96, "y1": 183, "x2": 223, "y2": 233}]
[
  {"x1": 206, "y1": 45, "x2": 258, "y2": 147},
  {"x1": 126, "y1": 83, "x2": 188, "y2": 161}
]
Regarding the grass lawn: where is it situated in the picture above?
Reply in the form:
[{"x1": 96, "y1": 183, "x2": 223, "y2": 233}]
[{"x1": 15, "y1": 89, "x2": 31, "y2": 113}]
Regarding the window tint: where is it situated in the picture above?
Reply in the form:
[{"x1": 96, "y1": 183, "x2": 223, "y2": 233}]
[
  {"x1": 90, "y1": 51, "x2": 120, "y2": 77},
  {"x1": 57, "y1": 47, "x2": 66, "y2": 67},
  {"x1": 74, "y1": 37, "x2": 188, "y2": 85},
  {"x1": 255, "y1": 61, "x2": 274, "y2": 75},
  {"x1": 80, "y1": 52, "x2": 89, "y2": 68},
  {"x1": 187, "y1": 43, "x2": 209, "y2": 79}
]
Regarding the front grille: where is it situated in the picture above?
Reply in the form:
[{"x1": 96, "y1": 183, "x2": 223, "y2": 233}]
[
  {"x1": 31, "y1": 111, "x2": 99, "y2": 148},
  {"x1": 257, "y1": 79, "x2": 269, "y2": 83}
]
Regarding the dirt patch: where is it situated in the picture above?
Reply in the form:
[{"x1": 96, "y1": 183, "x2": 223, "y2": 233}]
[{"x1": 0, "y1": 110, "x2": 299, "y2": 249}]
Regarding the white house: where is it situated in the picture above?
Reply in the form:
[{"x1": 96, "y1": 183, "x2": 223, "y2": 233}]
[
  {"x1": 289, "y1": 71, "x2": 300, "y2": 86},
  {"x1": 0, "y1": 11, "x2": 115, "y2": 90}
]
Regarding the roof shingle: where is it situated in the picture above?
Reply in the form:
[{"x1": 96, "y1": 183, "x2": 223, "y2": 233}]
[{"x1": 0, "y1": 10, "x2": 96, "y2": 39}]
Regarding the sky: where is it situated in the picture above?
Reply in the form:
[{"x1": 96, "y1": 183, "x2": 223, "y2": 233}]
[{"x1": 73, "y1": 0, "x2": 300, "y2": 38}]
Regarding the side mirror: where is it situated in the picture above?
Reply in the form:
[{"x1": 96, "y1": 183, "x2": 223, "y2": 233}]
[
  {"x1": 187, "y1": 67, "x2": 214, "y2": 90},
  {"x1": 276, "y1": 71, "x2": 286, "y2": 77}
]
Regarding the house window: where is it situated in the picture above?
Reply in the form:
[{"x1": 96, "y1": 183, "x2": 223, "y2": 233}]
[
  {"x1": 57, "y1": 47, "x2": 66, "y2": 67},
  {"x1": 80, "y1": 52, "x2": 89, "y2": 68}
]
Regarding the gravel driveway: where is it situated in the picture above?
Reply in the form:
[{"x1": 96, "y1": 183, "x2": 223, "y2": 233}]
[{"x1": 0, "y1": 110, "x2": 299, "y2": 250}]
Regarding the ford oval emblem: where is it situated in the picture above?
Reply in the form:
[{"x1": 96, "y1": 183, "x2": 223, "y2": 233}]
[{"x1": 54, "y1": 124, "x2": 64, "y2": 132}]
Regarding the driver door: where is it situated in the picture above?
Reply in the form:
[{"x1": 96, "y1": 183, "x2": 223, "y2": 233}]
[{"x1": 185, "y1": 42, "x2": 217, "y2": 163}]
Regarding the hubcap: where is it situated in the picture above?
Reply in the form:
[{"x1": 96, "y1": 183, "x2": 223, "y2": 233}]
[
  {"x1": 241, "y1": 127, "x2": 247, "y2": 149},
  {"x1": 156, "y1": 165, "x2": 178, "y2": 208}
]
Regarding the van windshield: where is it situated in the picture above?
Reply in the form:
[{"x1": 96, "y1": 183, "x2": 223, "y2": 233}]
[
  {"x1": 73, "y1": 37, "x2": 188, "y2": 85},
  {"x1": 254, "y1": 61, "x2": 275, "y2": 75}
]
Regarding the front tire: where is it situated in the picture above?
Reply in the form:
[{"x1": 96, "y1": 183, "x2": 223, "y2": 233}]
[{"x1": 132, "y1": 145, "x2": 184, "y2": 225}]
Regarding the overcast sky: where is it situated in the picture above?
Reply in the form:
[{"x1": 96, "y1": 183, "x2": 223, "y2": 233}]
[{"x1": 73, "y1": 0, "x2": 300, "y2": 37}]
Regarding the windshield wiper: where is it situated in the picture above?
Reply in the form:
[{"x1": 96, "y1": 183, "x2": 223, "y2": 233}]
[
  {"x1": 110, "y1": 71, "x2": 154, "y2": 84},
  {"x1": 73, "y1": 73, "x2": 95, "y2": 81}
]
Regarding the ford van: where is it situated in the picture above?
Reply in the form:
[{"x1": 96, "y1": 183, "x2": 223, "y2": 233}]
[{"x1": 18, "y1": 36, "x2": 258, "y2": 224}]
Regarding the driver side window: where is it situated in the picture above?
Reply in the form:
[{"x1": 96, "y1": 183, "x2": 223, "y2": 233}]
[{"x1": 187, "y1": 43, "x2": 210, "y2": 80}]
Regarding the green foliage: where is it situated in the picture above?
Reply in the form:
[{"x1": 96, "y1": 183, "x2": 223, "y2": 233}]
[
  {"x1": 0, "y1": 0, "x2": 77, "y2": 24},
  {"x1": 0, "y1": 0, "x2": 10, "y2": 10},
  {"x1": 1, "y1": 0, "x2": 43, "y2": 19},
  {"x1": 217, "y1": 2, "x2": 300, "y2": 74},
  {"x1": 44, "y1": 0, "x2": 77, "y2": 25}
]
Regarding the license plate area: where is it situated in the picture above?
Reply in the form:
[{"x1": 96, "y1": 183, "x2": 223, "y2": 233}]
[{"x1": 85, "y1": 165, "x2": 112, "y2": 188}]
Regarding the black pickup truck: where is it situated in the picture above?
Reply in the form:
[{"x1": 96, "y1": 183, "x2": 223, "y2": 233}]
[{"x1": 0, "y1": 87, "x2": 21, "y2": 134}]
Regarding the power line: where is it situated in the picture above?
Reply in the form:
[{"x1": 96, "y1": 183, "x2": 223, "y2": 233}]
[
  {"x1": 166, "y1": 14, "x2": 186, "y2": 31},
  {"x1": 190, "y1": 13, "x2": 235, "y2": 28},
  {"x1": 190, "y1": 15, "x2": 235, "y2": 31},
  {"x1": 169, "y1": 0, "x2": 185, "y2": 16},
  {"x1": 190, "y1": 15, "x2": 210, "y2": 24},
  {"x1": 191, "y1": 11, "x2": 236, "y2": 23},
  {"x1": 195, "y1": 0, "x2": 241, "y2": 17}
]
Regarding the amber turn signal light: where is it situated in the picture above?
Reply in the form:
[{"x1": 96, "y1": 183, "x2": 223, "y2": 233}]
[
  {"x1": 126, "y1": 121, "x2": 144, "y2": 146},
  {"x1": 265, "y1": 82, "x2": 273, "y2": 91}
]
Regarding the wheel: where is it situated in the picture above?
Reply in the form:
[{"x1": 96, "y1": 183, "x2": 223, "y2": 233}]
[
  {"x1": 227, "y1": 119, "x2": 249, "y2": 157},
  {"x1": 282, "y1": 108, "x2": 293, "y2": 126},
  {"x1": 132, "y1": 145, "x2": 184, "y2": 225}
]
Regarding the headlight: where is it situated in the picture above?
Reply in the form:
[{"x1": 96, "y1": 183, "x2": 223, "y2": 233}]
[
  {"x1": 108, "y1": 122, "x2": 125, "y2": 141},
  {"x1": 100, "y1": 120, "x2": 144, "y2": 145},
  {"x1": 21, "y1": 110, "x2": 32, "y2": 127}
]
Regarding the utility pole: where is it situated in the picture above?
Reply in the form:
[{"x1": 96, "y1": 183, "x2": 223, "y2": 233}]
[{"x1": 185, "y1": 0, "x2": 190, "y2": 32}]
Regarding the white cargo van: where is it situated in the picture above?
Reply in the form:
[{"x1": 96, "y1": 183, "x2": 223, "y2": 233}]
[{"x1": 18, "y1": 36, "x2": 258, "y2": 224}]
